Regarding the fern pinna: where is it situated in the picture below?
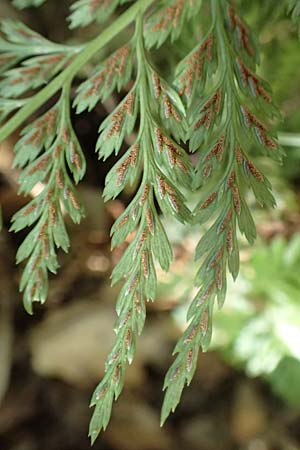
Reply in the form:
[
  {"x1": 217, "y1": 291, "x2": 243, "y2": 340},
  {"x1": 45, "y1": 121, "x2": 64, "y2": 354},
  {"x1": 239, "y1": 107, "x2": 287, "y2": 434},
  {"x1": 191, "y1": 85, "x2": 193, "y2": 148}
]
[{"x1": 0, "y1": 0, "x2": 288, "y2": 444}]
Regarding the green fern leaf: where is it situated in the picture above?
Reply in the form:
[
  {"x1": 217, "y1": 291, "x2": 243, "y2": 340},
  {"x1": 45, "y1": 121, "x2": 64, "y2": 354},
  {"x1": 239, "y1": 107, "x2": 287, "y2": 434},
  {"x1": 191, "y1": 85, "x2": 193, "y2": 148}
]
[{"x1": 161, "y1": 0, "x2": 283, "y2": 424}]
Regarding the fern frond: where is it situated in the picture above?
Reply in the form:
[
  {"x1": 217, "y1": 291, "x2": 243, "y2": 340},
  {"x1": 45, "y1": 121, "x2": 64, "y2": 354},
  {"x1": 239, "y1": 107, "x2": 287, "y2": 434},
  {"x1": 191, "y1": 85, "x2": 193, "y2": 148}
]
[
  {"x1": 88, "y1": 13, "x2": 191, "y2": 443},
  {"x1": 161, "y1": 0, "x2": 283, "y2": 424},
  {"x1": 11, "y1": 84, "x2": 86, "y2": 313}
]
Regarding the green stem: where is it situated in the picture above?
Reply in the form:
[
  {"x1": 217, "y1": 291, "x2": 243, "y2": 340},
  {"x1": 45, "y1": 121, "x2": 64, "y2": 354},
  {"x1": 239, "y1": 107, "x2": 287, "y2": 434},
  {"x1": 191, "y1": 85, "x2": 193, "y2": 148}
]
[{"x1": 0, "y1": 0, "x2": 155, "y2": 144}]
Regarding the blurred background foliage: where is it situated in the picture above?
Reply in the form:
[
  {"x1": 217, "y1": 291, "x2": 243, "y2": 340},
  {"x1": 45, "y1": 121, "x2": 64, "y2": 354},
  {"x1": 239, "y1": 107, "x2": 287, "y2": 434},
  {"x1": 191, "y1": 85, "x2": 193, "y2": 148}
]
[{"x1": 1, "y1": 1, "x2": 300, "y2": 450}]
